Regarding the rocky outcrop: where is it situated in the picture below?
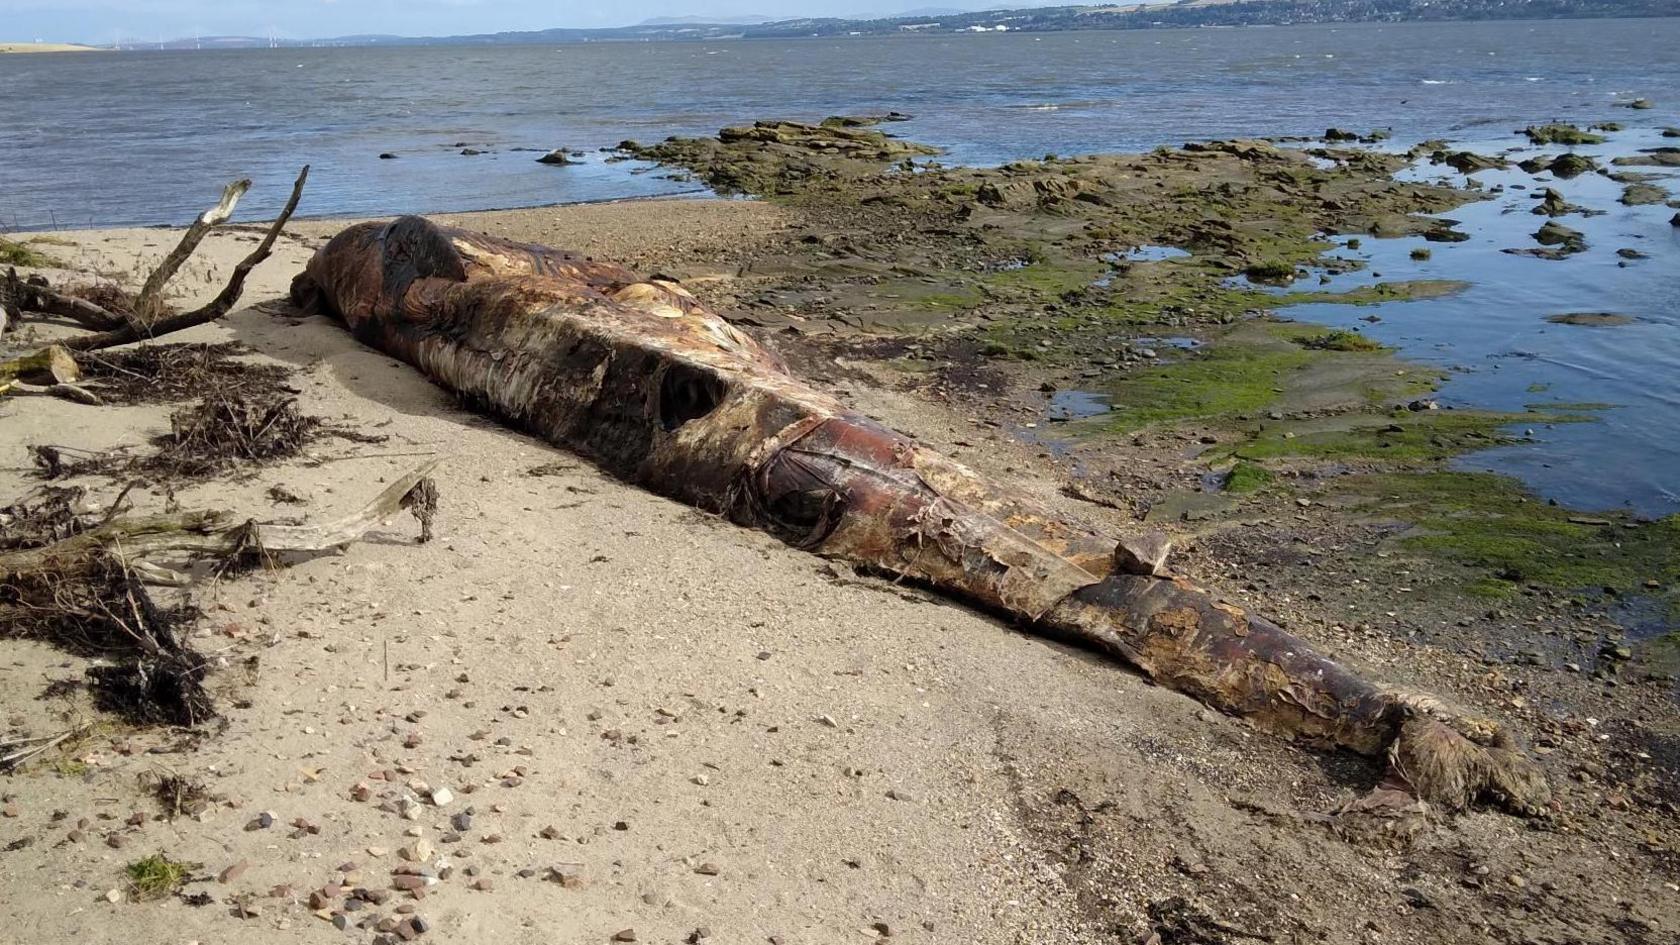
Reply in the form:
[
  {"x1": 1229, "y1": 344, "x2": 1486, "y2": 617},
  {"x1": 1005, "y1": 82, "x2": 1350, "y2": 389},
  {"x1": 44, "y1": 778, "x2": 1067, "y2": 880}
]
[
  {"x1": 1519, "y1": 152, "x2": 1598, "y2": 178},
  {"x1": 1521, "y1": 123, "x2": 1605, "y2": 146},
  {"x1": 1431, "y1": 150, "x2": 1508, "y2": 174}
]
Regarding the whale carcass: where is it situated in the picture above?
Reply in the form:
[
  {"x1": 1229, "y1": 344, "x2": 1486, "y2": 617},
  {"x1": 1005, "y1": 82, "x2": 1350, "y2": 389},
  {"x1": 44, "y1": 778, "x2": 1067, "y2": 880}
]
[{"x1": 291, "y1": 215, "x2": 1548, "y2": 816}]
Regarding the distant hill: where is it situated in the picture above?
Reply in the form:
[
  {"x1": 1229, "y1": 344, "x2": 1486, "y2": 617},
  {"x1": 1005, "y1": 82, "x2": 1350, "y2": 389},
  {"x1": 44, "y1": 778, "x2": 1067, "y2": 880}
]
[
  {"x1": 111, "y1": 0, "x2": 1680, "y2": 50},
  {"x1": 637, "y1": 15, "x2": 775, "y2": 26}
]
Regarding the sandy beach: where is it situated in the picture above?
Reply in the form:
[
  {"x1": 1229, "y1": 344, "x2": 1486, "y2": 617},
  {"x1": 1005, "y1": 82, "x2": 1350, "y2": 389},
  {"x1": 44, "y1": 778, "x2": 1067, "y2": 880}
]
[
  {"x1": 0, "y1": 180, "x2": 1675, "y2": 945},
  {"x1": 0, "y1": 42, "x2": 98, "y2": 54}
]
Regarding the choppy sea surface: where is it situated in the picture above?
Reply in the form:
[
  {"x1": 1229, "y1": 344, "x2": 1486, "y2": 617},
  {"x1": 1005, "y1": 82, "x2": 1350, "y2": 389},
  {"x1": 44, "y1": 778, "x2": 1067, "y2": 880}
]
[{"x1": 2, "y1": 18, "x2": 1677, "y2": 515}]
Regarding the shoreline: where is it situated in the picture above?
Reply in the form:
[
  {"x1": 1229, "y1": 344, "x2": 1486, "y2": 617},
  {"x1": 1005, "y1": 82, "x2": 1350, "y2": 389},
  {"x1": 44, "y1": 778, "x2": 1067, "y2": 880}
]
[
  {"x1": 0, "y1": 42, "x2": 99, "y2": 54},
  {"x1": 1, "y1": 160, "x2": 1677, "y2": 942}
]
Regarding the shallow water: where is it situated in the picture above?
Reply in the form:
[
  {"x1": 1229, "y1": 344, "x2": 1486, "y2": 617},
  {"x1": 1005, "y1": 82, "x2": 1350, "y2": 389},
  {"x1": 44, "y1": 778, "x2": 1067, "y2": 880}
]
[
  {"x1": 1293, "y1": 127, "x2": 1680, "y2": 517},
  {"x1": 2, "y1": 18, "x2": 1678, "y2": 514}
]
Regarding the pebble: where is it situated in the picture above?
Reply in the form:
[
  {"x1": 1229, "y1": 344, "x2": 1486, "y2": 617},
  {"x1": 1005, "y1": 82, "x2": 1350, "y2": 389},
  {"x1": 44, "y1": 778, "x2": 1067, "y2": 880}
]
[
  {"x1": 451, "y1": 811, "x2": 473, "y2": 832},
  {"x1": 430, "y1": 787, "x2": 454, "y2": 807},
  {"x1": 219, "y1": 859, "x2": 250, "y2": 884},
  {"x1": 546, "y1": 865, "x2": 585, "y2": 888},
  {"x1": 401, "y1": 840, "x2": 435, "y2": 863},
  {"x1": 693, "y1": 862, "x2": 722, "y2": 876},
  {"x1": 612, "y1": 930, "x2": 638, "y2": 942}
]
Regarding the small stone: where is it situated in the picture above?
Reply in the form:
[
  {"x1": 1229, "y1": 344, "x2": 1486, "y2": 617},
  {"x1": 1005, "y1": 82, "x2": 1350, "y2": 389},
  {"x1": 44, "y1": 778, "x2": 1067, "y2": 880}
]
[
  {"x1": 105, "y1": 888, "x2": 123, "y2": 903},
  {"x1": 219, "y1": 859, "x2": 250, "y2": 884},
  {"x1": 246, "y1": 811, "x2": 274, "y2": 831},
  {"x1": 401, "y1": 840, "x2": 434, "y2": 863},
  {"x1": 816, "y1": 715, "x2": 838, "y2": 728},
  {"x1": 693, "y1": 862, "x2": 722, "y2": 876},
  {"x1": 691, "y1": 774, "x2": 710, "y2": 787},
  {"x1": 430, "y1": 788, "x2": 454, "y2": 807},
  {"x1": 547, "y1": 865, "x2": 585, "y2": 888},
  {"x1": 885, "y1": 789, "x2": 915, "y2": 802},
  {"x1": 451, "y1": 811, "x2": 473, "y2": 832},
  {"x1": 611, "y1": 930, "x2": 637, "y2": 943}
]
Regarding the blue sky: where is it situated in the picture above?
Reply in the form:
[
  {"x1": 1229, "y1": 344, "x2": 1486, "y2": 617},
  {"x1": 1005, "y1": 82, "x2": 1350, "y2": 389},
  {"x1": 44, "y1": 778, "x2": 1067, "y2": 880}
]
[{"x1": 1, "y1": 1, "x2": 1081, "y2": 44}]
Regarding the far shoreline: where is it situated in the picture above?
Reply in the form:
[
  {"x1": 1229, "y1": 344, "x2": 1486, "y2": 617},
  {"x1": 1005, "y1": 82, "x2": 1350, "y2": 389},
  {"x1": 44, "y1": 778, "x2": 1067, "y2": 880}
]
[{"x1": 0, "y1": 42, "x2": 100, "y2": 54}]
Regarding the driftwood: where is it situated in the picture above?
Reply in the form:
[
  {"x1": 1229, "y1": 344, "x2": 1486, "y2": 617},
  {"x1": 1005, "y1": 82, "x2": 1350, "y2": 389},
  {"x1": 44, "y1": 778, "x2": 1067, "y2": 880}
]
[
  {"x1": 292, "y1": 216, "x2": 1550, "y2": 817},
  {"x1": 0, "y1": 459, "x2": 439, "y2": 585},
  {"x1": 64, "y1": 166, "x2": 309, "y2": 352},
  {"x1": 0, "y1": 169, "x2": 309, "y2": 386}
]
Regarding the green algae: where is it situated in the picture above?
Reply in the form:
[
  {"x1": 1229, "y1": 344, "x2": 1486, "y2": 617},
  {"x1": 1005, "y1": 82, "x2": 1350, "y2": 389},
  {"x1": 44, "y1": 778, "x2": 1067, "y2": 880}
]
[
  {"x1": 1344, "y1": 471, "x2": 1680, "y2": 602},
  {"x1": 1222, "y1": 460, "x2": 1274, "y2": 494},
  {"x1": 1100, "y1": 350, "x2": 1312, "y2": 429},
  {"x1": 1522, "y1": 123, "x2": 1607, "y2": 146},
  {"x1": 1224, "y1": 410, "x2": 1524, "y2": 463},
  {"x1": 983, "y1": 259, "x2": 1104, "y2": 298}
]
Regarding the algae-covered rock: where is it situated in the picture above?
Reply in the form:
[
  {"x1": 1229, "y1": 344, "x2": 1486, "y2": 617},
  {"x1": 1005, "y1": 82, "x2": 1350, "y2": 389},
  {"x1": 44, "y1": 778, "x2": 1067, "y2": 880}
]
[
  {"x1": 1621, "y1": 182, "x2": 1670, "y2": 206},
  {"x1": 618, "y1": 117, "x2": 940, "y2": 195},
  {"x1": 1545, "y1": 312, "x2": 1633, "y2": 327},
  {"x1": 536, "y1": 149, "x2": 578, "y2": 165},
  {"x1": 1522, "y1": 124, "x2": 1605, "y2": 146},
  {"x1": 1534, "y1": 221, "x2": 1587, "y2": 254},
  {"x1": 1519, "y1": 152, "x2": 1599, "y2": 179},
  {"x1": 1243, "y1": 260, "x2": 1298, "y2": 285},
  {"x1": 1432, "y1": 150, "x2": 1508, "y2": 174},
  {"x1": 1612, "y1": 148, "x2": 1680, "y2": 168},
  {"x1": 1531, "y1": 187, "x2": 1581, "y2": 217},
  {"x1": 1324, "y1": 128, "x2": 1360, "y2": 142},
  {"x1": 1618, "y1": 97, "x2": 1655, "y2": 110},
  {"x1": 820, "y1": 112, "x2": 911, "y2": 127}
]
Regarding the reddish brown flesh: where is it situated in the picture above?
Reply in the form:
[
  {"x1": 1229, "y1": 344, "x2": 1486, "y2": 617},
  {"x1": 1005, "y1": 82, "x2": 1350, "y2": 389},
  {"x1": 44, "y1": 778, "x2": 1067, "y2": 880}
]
[{"x1": 291, "y1": 217, "x2": 1547, "y2": 815}]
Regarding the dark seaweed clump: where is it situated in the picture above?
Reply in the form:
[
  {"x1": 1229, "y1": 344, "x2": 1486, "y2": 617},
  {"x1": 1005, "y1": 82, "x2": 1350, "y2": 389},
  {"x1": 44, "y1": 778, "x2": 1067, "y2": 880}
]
[
  {"x1": 0, "y1": 491, "x2": 216, "y2": 727},
  {"x1": 77, "y1": 342, "x2": 290, "y2": 405}
]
